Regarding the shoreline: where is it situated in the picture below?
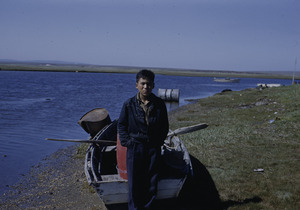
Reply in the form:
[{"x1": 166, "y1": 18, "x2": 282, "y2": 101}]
[
  {"x1": 0, "y1": 108, "x2": 193, "y2": 209},
  {"x1": 0, "y1": 94, "x2": 200, "y2": 209},
  {"x1": 0, "y1": 144, "x2": 106, "y2": 209}
]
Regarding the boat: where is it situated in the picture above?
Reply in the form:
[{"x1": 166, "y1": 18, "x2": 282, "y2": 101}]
[
  {"x1": 84, "y1": 119, "x2": 194, "y2": 205},
  {"x1": 213, "y1": 77, "x2": 240, "y2": 83},
  {"x1": 46, "y1": 108, "x2": 207, "y2": 206}
]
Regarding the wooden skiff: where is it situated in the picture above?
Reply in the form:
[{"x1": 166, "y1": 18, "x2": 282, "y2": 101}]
[
  {"x1": 213, "y1": 77, "x2": 240, "y2": 83},
  {"x1": 84, "y1": 120, "x2": 193, "y2": 205}
]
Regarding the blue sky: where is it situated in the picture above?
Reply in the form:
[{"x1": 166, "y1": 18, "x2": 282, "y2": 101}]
[{"x1": 1, "y1": 0, "x2": 299, "y2": 71}]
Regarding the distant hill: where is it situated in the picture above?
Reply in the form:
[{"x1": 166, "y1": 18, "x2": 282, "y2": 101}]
[
  {"x1": 0, "y1": 59, "x2": 299, "y2": 80},
  {"x1": 253, "y1": 71, "x2": 300, "y2": 77},
  {"x1": 0, "y1": 59, "x2": 86, "y2": 65}
]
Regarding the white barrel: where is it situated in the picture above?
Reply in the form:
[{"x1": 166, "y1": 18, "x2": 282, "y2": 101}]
[{"x1": 157, "y1": 89, "x2": 180, "y2": 102}]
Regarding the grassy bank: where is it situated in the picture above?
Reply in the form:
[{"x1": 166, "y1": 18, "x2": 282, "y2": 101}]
[{"x1": 169, "y1": 84, "x2": 299, "y2": 209}]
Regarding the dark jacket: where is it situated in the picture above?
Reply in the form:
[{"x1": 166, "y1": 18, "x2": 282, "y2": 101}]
[{"x1": 118, "y1": 93, "x2": 169, "y2": 148}]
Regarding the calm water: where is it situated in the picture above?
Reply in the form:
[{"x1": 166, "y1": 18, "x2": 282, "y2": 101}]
[{"x1": 0, "y1": 70, "x2": 292, "y2": 194}]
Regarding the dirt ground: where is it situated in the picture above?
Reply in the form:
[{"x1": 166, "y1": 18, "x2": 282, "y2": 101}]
[{"x1": 0, "y1": 145, "x2": 107, "y2": 209}]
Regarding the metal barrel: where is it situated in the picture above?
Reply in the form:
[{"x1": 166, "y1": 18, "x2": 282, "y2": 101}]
[
  {"x1": 157, "y1": 88, "x2": 180, "y2": 102},
  {"x1": 78, "y1": 108, "x2": 111, "y2": 137}
]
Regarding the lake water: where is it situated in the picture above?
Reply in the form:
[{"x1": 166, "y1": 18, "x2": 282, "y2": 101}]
[{"x1": 0, "y1": 70, "x2": 292, "y2": 194}]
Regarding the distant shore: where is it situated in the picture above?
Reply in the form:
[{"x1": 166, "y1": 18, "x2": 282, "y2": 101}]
[{"x1": 1, "y1": 62, "x2": 299, "y2": 80}]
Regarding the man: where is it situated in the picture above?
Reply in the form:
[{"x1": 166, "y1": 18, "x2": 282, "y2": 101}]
[{"x1": 118, "y1": 69, "x2": 169, "y2": 210}]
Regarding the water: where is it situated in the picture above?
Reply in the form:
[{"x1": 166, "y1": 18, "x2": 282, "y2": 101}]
[{"x1": 0, "y1": 70, "x2": 292, "y2": 194}]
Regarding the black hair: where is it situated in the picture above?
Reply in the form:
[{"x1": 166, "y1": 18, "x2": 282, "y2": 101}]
[{"x1": 136, "y1": 69, "x2": 155, "y2": 83}]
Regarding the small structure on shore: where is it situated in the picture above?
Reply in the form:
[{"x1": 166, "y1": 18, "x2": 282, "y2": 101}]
[{"x1": 257, "y1": 83, "x2": 281, "y2": 88}]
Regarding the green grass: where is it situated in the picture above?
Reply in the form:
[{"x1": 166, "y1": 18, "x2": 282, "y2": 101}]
[
  {"x1": 169, "y1": 85, "x2": 300, "y2": 209},
  {"x1": 75, "y1": 144, "x2": 89, "y2": 159}
]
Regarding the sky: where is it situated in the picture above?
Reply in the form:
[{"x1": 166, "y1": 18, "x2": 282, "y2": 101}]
[{"x1": 0, "y1": 0, "x2": 299, "y2": 71}]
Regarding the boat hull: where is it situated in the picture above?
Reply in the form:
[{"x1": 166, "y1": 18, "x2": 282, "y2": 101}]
[
  {"x1": 85, "y1": 120, "x2": 192, "y2": 205},
  {"x1": 214, "y1": 77, "x2": 240, "y2": 83},
  {"x1": 88, "y1": 173, "x2": 186, "y2": 205}
]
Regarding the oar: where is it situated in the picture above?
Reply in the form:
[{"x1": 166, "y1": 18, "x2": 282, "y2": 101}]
[
  {"x1": 45, "y1": 138, "x2": 116, "y2": 145},
  {"x1": 167, "y1": 123, "x2": 208, "y2": 137},
  {"x1": 46, "y1": 123, "x2": 208, "y2": 144}
]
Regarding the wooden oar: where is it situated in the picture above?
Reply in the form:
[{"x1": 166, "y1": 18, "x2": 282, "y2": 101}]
[
  {"x1": 46, "y1": 123, "x2": 208, "y2": 144},
  {"x1": 167, "y1": 123, "x2": 208, "y2": 137},
  {"x1": 45, "y1": 138, "x2": 116, "y2": 145}
]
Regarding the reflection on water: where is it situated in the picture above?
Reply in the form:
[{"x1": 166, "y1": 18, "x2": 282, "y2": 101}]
[{"x1": 165, "y1": 102, "x2": 180, "y2": 112}]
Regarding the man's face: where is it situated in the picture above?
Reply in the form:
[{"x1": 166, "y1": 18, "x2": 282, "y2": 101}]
[{"x1": 136, "y1": 77, "x2": 154, "y2": 98}]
